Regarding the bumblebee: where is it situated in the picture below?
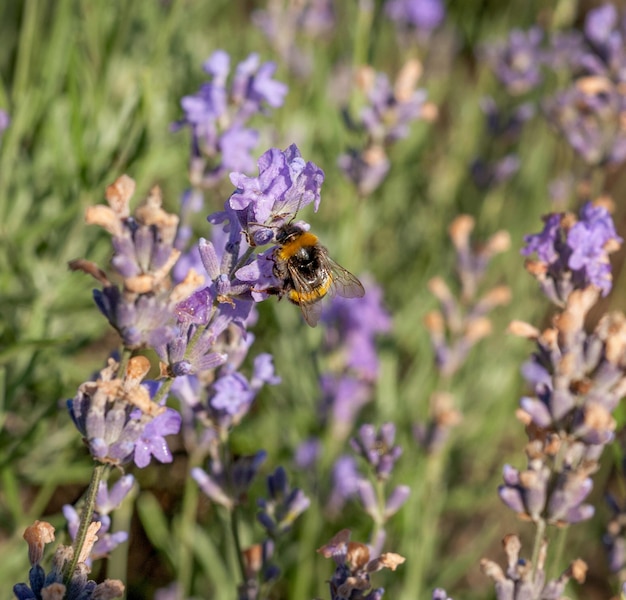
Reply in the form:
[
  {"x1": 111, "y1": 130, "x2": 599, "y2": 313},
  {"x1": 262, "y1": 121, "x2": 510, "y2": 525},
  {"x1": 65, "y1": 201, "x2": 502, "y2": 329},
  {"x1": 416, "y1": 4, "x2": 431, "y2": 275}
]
[{"x1": 268, "y1": 223, "x2": 365, "y2": 327}]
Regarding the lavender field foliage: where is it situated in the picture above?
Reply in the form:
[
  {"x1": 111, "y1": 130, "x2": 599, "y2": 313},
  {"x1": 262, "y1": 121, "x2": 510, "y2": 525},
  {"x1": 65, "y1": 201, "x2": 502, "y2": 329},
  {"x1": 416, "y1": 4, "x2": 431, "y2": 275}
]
[{"x1": 2, "y1": 1, "x2": 626, "y2": 599}]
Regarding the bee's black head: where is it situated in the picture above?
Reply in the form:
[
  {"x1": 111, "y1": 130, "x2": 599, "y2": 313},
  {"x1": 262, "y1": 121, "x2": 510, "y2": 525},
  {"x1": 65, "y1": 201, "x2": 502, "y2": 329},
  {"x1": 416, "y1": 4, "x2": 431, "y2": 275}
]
[{"x1": 276, "y1": 222, "x2": 307, "y2": 245}]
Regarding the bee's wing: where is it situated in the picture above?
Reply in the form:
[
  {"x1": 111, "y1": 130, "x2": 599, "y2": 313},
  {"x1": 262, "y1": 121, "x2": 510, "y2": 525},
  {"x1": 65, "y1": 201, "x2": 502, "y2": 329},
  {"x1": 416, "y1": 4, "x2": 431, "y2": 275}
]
[
  {"x1": 286, "y1": 263, "x2": 326, "y2": 327},
  {"x1": 328, "y1": 259, "x2": 365, "y2": 299},
  {"x1": 299, "y1": 297, "x2": 323, "y2": 327}
]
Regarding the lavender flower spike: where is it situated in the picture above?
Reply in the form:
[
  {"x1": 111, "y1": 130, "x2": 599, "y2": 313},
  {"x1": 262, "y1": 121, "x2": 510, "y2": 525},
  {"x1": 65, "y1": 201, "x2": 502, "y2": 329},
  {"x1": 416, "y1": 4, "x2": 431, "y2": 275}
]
[
  {"x1": 67, "y1": 356, "x2": 181, "y2": 468},
  {"x1": 522, "y1": 199, "x2": 622, "y2": 304}
]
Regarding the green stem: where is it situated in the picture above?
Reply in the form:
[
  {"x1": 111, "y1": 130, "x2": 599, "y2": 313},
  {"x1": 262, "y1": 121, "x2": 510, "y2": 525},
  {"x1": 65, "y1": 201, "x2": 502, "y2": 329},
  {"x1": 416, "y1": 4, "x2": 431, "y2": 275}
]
[
  {"x1": 550, "y1": 525, "x2": 569, "y2": 580},
  {"x1": 116, "y1": 347, "x2": 132, "y2": 378},
  {"x1": 153, "y1": 377, "x2": 174, "y2": 406},
  {"x1": 530, "y1": 517, "x2": 546, "y2": 582},
  {"x1": 230, "y1": 504, "x2": 247, "y2": 585},
  {"x1": 64, "y1": 463, "x2": 107, "y2": 584},
  {"x1": 402, "y1": 449, "x2": 445, "y2": 600},
  {"x1": 371, "y1": 478, "x2": 386, "y2": 545},
  {"x1": 230, "y1": 247, "x2": 255, "y2": 279},
  {"x1": 178, "y1": 449, "x2": 204, "y2": 598}
]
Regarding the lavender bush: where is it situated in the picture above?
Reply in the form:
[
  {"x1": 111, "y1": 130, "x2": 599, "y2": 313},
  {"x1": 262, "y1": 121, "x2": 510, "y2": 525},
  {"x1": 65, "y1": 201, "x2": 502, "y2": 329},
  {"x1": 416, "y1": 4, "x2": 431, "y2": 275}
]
[{"x1": 4, "y1": 2, "x2": 626, "y2": 600}]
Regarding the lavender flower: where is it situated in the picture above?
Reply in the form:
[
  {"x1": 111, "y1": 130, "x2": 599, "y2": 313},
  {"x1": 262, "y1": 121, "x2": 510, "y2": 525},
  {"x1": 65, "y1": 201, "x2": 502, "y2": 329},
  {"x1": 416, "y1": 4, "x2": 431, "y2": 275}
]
[
  {"x1": 521, "y1": 200, "x2": 622, "y2": 303},
  {"x1": 216, "y1": 143, "x2": 324, "y2": 246},
  {"x1": 413, "y1": 391, "x2": 462, "y2": 454},
  {"x1": 385, "y1": 0, "x2": 445, "y2": 36},
  {"x1": 501, "y1": 281, "x2": 626, "y2": 529},
  {"x1": 432, "y1": 590, "x2": 454, "y2": 600},
  {"x1": 350, "y1": 423, "x2": 402, "y2": 482},
  {"x1": 172, "y1": 352, "x2": 280, "y2": 434},
  {"x1": 604, "y1": 492, "x2": 626, "y2": 577},
  {"x1": 480, "y1": 96, "x2": 535, "y2": 143},
  {"x1": 192, "y1": 450, "x2": 267, "y2": 511},
  {"x1": 424, "y1": 215, "x2": 511, "y2": 377},
  {"x1": 470, "y1": 154, "x2": 520, "y2": 190},
  {"x1": 339, "y1": 61, "x2": 433, "y2": 195},
  {"x1": 326, "y1": 455, "x2": 361, "y2": 516},
  {"x1": 482, "y1": 27, "x2": 545, "y2": 95},
  {"x1": 70, "y1": 176, "x2": 184, "y2": 350},
  {"x1": 14, "y1": 521, "x2": 124, "y2": 600},
  {"x1": 541, "y1": 5, "x2": 626, "y2": 166},
  {"x1": 543, "y1": 77, "x2": 626, "y2": 166},
  {"x1": 322, "y1": 275, "x2": 391, "y2": 382},
  {"x1": 481, "y1": 534, "x2": 587, "y2": 599},
  {"x1": 67, "y1": 357, "x2": 181, "y2": 468},
  {"x1": 317, "y1": 529, "x2": 405, "y2": 600},
  {"x1": 175, "y1": 50, "x2": 288, "y2": 188},
  {"x1": 257, "y1": 467, "x2": 311, "y2": 536}
]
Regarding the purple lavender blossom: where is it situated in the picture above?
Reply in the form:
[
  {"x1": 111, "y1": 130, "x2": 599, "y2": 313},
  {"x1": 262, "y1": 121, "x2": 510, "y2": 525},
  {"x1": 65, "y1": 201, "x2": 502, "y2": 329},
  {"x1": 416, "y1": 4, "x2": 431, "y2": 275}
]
[
  {"x1": 580, "y1": 3, "x2": 626, "y2": 80},
  {"x1": 521, "y1": 201, "x2": 622, "y2": 302},
  {"x1": 63, "y1": 504, "x2": 128, "y2": 562},
  {"x1": 317, "y1": 529, "x2": 405, "y2": 600},
  {"x1": 171, "y1": 352, "x2": 280, "y2": 433},
  {"x1": 192, "y1": 451, "x2": 267, "y2": 511},
  {"x1": 481, "y1": 534, "x2": 587, "y2": 599},
  {"x1": 257, "y1": 467, "x2": 311, "y2": 536},
  {"x1": 217, "y1": 144, "x2": 325, "y2": 246},
  {"x1": 480, "y1": 96, "x2": 535, "y2": 142},
  {"x1": 543, "y1": 80, "x2": 626, "y2": 166},
  {"x1": 517, "y1": 290, "x2": 624, "y2": 447},
  {"x1": 350, "y1": 423, "x2": 402, "y2": 482},
  {"x1": 175, "y1": 50, "x2": 287, "y2": 188},
  {"x1": 14, "y1": 521, "x2": 125, "y2": 600},
  {"x1": 385, "y1": 0, "x2": 445, "y2": 34},
  {"x1": 499, "y1": 460, "x2": 595, "y2": 525},
  {"x1": 482, "y1": 27, "x2": 545, "y2": 95},
  {"x1": 72, "y1": 176, "x2": 182, "y2": 350},
  {"x1": 322, "y1": 276, "x2": 391, "y2": 382},
  {"x1": 339, "y1": 61, "x2": 430, "y2": 195},
  {"x1": 470, "y1": 154, "x2": 520, "y2": 190},
  {"x1": 67, "y1": 357, "x2": 181, "y2": 468},
  {"x1": 337, "y1": 148, "x2": 390, "y2": 197},
  {"x1": 326, "y1": 455, "x2": 361, "y2": 515}
]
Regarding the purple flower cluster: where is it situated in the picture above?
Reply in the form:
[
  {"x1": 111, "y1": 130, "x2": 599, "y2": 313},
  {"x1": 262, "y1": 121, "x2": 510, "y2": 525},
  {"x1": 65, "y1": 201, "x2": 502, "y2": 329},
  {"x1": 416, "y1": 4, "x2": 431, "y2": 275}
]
[
  {"x1": 63, "y1": 476, "x2": 135, "y2": 563},
  {"x1": 349, "y1": 424, "x2": 410, "y2": 534},
  {"x1": 501, "y1": 287, "x2": 626, "y2": 526},
  {"x1": 192, "y1": 450, "x2": 267, "y2": 511},
  {"x1": 318, "y1": 276, "x2": 391, "y2": 438},
  {"x1": 482, "y1": 27, "x2": 545, "y2": 96},
  {"x1": 71, "y1": 176, "x2": 182, "y2": 350},
  {"x1": 384, "y1": 0, "x2": 445, "y2": 37},
  {"x1": 317, "y1": 529, "x2": 405, "y2": 600},
  {"x1": 14, "y1": 521, "x2": 124, "y2": 600},
  {"x1": 521, "y1": 201, "x2": 622, "y2": 304},
  {"x1": 339, "y1": 61, "x2": 433, "y2": 195},
  {"x1": 470, "y1": 98, "x2": 534, "y2": 190},
  {"x1": 603, "y1": 491, "x2": 626, "y2": 578},
  {"x1": 176, "y1": 50, "x2": 288, "y2": 188},
  {"x1": 480, "y1": 534, "x2": 587, "y2": 600},
  {"x1": 545, "y1": 4, "x2": 626, "y2": 166},
  {"x1": 424, "y1": 215, "x2": 511, "y2": 379},
  {"x1": 67, "y1": 357, "x2": 181, "y2": 468},
  {"x1": 257, "y1": 466, "x2": 311, "y2": 537},
  {"x1": 484, "y1": 4, "x2": 626, "y2": 167}
]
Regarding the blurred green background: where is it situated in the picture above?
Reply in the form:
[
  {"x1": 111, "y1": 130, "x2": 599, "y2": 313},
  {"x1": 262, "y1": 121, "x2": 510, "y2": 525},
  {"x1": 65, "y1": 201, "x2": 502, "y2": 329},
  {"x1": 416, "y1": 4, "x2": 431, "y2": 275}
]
[{"x1": 0, "y1": 1, "x2": 622, "y2": 599}]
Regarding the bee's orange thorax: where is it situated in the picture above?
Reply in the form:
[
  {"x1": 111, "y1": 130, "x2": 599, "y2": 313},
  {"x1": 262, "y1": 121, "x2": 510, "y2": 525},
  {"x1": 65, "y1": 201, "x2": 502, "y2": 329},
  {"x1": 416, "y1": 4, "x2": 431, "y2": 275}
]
[{"x1": 276, "y1": 231, "x2": 319, "y2": 260}]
